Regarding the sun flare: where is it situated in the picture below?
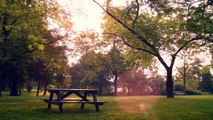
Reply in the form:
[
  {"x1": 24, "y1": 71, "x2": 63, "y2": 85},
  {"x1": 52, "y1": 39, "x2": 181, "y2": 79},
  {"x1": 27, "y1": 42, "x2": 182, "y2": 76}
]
[{"x1": 57, "y1": 0, "x2": 127, "y2": 32}]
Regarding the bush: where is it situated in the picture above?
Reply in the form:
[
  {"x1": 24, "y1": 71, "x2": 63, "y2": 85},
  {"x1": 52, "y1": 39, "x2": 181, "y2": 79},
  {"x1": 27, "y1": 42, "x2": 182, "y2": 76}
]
[
  {"x1": 185, "y1": 90, "x2": 202, "y2": 95},
  {"x1": 174, "y1": 82, "x2": 184, "y2": 91}
]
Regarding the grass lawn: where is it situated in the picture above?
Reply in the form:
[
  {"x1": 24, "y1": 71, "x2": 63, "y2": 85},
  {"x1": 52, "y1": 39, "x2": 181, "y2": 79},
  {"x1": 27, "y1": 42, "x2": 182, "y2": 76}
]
[{"x1": 0, "y1": 92, "x2": 213, "y2": 120}]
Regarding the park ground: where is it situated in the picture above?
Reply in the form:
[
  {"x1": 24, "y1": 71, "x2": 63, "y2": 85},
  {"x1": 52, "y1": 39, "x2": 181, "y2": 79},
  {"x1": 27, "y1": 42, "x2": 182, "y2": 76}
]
[{"x1": 0, "y1": 92, "x2": 213, "y2": 120}]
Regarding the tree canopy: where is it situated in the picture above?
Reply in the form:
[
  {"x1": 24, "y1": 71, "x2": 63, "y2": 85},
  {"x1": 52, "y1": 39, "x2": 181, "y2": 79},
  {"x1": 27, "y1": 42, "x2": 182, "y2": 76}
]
[
  {"x1": 94, "y1": 0, "x2": 213, "y2": 98},
  {"x1": 0, "y1": 0, "x2": 71, "y2": 96}
]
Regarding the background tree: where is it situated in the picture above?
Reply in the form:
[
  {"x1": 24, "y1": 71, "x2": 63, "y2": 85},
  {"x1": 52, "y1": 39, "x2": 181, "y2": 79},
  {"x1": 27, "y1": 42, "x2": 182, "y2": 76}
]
[
  {"x1": 71, "y1": 31, "x2": 127, "y2": 95},
  {"x1": 105, "y1": 42, "x2": 127, "y2": 96},
  {"x1": 70, "y1": 51, "x2": 112, "y2": 95},
  {"x1": 0, "y1": 0, "x2": 72, "y2": 96},
  {"x1": 118, "y1": 68, "x2": 163, "y2": 95},
  {"x1": 200, "y1": 66, "x2": 213, "y2": 93},
  {"x1": 175, "y1": 50, "x2": 203, "y2": 92},
  {"x1": 94, "y1": 0, "x2": 213, "y2": 98}
]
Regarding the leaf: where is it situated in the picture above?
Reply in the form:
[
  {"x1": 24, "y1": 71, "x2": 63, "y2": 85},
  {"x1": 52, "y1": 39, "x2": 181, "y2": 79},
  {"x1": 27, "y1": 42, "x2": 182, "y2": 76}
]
[{"x1": 28, "y1": 44, "x2": 33, "y2": 50}]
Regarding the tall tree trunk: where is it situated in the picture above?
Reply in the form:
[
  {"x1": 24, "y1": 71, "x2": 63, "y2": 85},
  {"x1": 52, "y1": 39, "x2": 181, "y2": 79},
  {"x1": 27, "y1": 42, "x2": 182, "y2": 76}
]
[
  {"x1": 99, "y1": 86, "x2": 102, "y2": 96},
  {"x1": 0, "y1": 81, "x2": 2, "y2": 97},
  {"x1": 113, "y1": 74, "x2": 118, "y2": 96},
  {"x1": 18, "y1": 87, "x2": 22, "y2": 96},
  {"x1": 183, "y1": 64, "x2": 186, "y2": 92},
  {"x1": 43, "y1": 83, "x2": 48, "y2": 96},
  {"x1": 166, "y1": 68, "x2": 174, "y2": 98},
  {"x1": 10, "y1": 80, "x2": 19, "y2": 96},
  {"x1": 36, "y1": 80, "x2": 41, "y2": 97},
  {"x1": 2, "y1": 78, "x2": 5, "y2": 91},
  {"x1": 183, "y1": 54, "x2": 186, "y2": 92},
  {"x1": 127, "y1": 86, "x2": 131, "y2": 96},
  {"x1": 0, "y1": 73, "x2": 2, "y2": 97}
]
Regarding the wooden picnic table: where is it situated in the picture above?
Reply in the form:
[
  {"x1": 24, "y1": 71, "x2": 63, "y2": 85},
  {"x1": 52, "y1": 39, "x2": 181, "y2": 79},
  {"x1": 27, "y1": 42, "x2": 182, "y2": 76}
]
[{"x1": 42, "y1": 88, "x2": 106, "y2": 113}]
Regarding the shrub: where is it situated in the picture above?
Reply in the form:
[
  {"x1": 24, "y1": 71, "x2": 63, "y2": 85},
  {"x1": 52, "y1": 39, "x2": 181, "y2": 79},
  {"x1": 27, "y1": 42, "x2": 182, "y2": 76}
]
[
  {"x1": 174, "y1": 82, "x2": 184, "y2": 91},
  {"x1": 185, "y1": 90, "x2": 202, "y2": 95}
]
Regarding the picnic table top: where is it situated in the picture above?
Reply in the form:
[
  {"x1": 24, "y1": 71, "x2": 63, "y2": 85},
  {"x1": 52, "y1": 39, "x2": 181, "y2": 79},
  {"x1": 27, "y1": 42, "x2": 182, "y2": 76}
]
[{"x1": 45, "y1": 88, "x2": 98, "y2": 92}]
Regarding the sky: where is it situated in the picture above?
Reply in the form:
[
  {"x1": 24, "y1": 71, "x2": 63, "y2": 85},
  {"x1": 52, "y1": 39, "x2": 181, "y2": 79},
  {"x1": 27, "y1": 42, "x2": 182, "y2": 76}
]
[
  {"x1": 57, "y1": 0, "x2": 126, "y2": 32},
  {"x1": 56, "y1": 0, "x2": 128, "y2": 65}
]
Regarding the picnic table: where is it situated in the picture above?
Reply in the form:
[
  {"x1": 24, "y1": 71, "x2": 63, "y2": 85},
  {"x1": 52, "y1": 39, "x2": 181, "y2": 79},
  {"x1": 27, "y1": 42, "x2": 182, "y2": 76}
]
[{"x1": 41, "y1": 88, "x2": 106, "y2": 113}]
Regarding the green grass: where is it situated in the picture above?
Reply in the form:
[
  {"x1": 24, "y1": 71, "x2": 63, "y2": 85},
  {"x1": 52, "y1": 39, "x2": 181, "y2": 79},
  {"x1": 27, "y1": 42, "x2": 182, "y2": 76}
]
[{"x1": 1, "y1": 92, "x2": 213, "y2": 120}]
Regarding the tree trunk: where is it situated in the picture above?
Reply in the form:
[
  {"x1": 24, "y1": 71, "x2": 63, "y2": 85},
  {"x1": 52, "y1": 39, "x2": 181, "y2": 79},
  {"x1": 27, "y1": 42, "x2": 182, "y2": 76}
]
[
  {"x1": 36, "y1": 80, "x2": 41, "y2": 97},
  {"x1": 43, "y1": 83, "x2": 48, "y2": 96},
  {"x1": 183, "y1": 57, "x2": 186, "y2": 92},
  {"x1": 183, "y1": 64, "x2": 186, "y2": 92},
  {"x1": 0, "y1": 74, "x2": 2, "y2": 97},
  {"x1": 18, "y1": 87, "x2": 22, "y2": 96},
  {"x1": 113, "y1": 74, "x2": 118, "y2": 96},
  {"x1": 99, "y1": 86, "x2": 102, "y2": 96},
  {"x1": 0, "y1": 81, "x2": 2, "y2": 97},
  {"x1": 10, "y1": 80, "x2": 19, "y2": 96},
  {"x1": 166, "y1": 68, "x2": 174, "y2": 98},
  {"x1": 127, "y1": 86, "x2": 131, "y2": 96}
]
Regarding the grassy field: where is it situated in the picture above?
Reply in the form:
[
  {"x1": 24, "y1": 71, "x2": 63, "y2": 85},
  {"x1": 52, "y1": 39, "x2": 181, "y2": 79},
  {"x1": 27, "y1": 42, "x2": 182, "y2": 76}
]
[{"x1": 0, "y1": 92, "x2": 213, "y2": 120}]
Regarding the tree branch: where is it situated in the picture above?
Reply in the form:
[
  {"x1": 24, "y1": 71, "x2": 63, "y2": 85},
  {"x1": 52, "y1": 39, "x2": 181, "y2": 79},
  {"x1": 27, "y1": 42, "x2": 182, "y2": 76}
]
[
  {"x1": 170, "y1": 36, "x2": 202, "y2": 68},
  {"x1": 103, "y1": 32, "x2": 157, "y2": 56},
  {"x1": 132, "y1": 0, "x2": 140, "y2": 26},
  {"x1": 93, "y1": 0, "x2": 158, "y2": 54},
  {"x1": 174, "y1": 36, "x2": 202, "y2": 57}
]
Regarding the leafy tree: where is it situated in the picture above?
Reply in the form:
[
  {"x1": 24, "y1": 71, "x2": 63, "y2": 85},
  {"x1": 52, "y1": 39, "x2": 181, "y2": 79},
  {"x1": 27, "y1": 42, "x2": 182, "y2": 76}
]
[
  {"x1": 200, "y1": 66, "x2": 213, "y2": 93},
  {"x1": 119, "y1": 68, "x2": 163, "y2": 95},
  {"x1": 105, "y1": 42, "x2": 127, "y2": 95},
  {"x1": 93, "y1": 0, "x2": 213, "y2": 98},
  {"x1": 0, "y1": 0, "x2": 46, "y2": 96},
  {"x1": 0, "y1": 0, "x2": 71, "y2": 96},
  {"x1": 70, "y1": 51, "x2": 112, "y2": 95},
  {"x1": 175, "y1": 51, "x2": 203, "y2": 91},
  {"x1": 28, "y1": 32, "x2": 70, "y2": 96},
  {"x1": 71, "y1": 31, "x2": 127, "y2": 95}
]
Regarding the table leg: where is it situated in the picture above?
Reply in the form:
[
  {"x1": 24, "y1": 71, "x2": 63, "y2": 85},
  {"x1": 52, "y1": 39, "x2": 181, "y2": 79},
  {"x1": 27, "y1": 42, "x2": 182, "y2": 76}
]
[
  {"x1": 95, "y1": 104, "x2": 100, "y2": 112},
  {"x1": 48, "y1": 92, "x2": 54, "y2": 109},
  {"x1": 59, "y1": 103, "x2": 64, "y2": 113},
  {"x1": 92, "y1": 93, "x2": 100, "y2": 112},
  {"x1": 80, "y1": 92, "x2": 88, "y2": 110},
  {"x1": 56, "y1": 91, "x2": 61, "y2": 101},
  {"x1": 80, "y1": 103, "x2": 85, "y2": 110}
]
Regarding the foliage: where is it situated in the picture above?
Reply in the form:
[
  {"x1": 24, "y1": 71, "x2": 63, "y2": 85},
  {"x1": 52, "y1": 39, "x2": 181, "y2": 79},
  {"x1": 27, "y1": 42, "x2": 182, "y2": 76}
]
[
  {"x1": 29, "y1": 39, "x2": 70, "y2": 88},
  {"x1": 174, "y1": 82, "x2": 184, "y2": 91},
  {"x1": 0, "y1": 0, "x2": 71, "y2": 96},
  {"x1": 185, "y1": 90, "x2": 202, "y2": 95},
  {"x1": 70, "y1": 32, "x2": 128, "y2": 95},
  {"x1": 70, "y1": 51, "x2": 112, "y2": 95},
  {"x1": 187, "y1": 2, "x2": 213, "y2": 42},
  {"x1": 94, "y1": 0, "x2": 213, "y2": 98},
  {"x1": 118, "y1": 68, "x2": 164, "y2": 95},
  {"x1": 200, "y1": 66, "x2": 213, "y2": 93},
  {"x1": 175, "y1": 57, "x2": 203, "y2": 91}
]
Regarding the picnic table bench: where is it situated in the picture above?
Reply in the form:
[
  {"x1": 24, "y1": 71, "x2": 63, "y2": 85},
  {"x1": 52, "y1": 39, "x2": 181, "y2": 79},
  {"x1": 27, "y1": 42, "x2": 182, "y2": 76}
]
[
  {"x1": 41, "y1": 88, "x2": 106, "y2": 113},
  {"x1": 174, "y1": 91, "x2": 185, "y2": 96}
]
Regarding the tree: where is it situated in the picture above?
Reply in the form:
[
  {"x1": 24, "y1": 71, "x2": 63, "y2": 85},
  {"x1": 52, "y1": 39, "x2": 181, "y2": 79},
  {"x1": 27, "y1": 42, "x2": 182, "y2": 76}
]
[
  {"x1": 0, "y1": 0, "x2": 72, "y2": 96},
  {"x1": 0, "y1": 0, "x2": 46, "y2": 96},
  {"x1": 70, "y1": 31, "x2": 127, "y2": 95},
  {"x1": 175, "y1": 58, "x2": 202, "y2": 91},
  {"x1": 28, "y1": 33, "x2": 70, "y2": 96},
  {"x1": 93, "y1": 0, "x2": 213, "y2": 98},
  {"x1": 119, "y1": 68, "x2": 163, "y2": 95},
  {"x1": 200, "y1": 66, "x2": 213, "y2": 93},
  {"x1": 70, "y1": 51, "x2": 112, "y2": 95},
  {"x1": 105, "y1": 42, "x2": 127, "y2": 96}
]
